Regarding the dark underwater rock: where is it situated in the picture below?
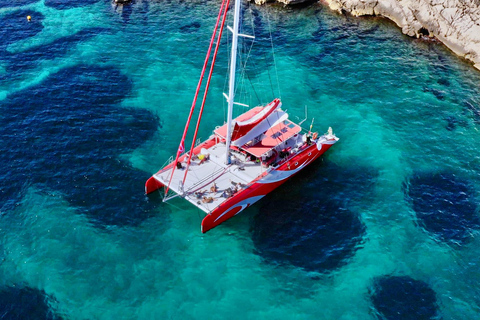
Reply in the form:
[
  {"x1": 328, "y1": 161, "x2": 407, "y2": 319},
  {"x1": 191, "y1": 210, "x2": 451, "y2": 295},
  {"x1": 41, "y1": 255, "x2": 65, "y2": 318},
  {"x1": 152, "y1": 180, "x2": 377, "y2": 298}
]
[
  {"x1": 443, "y1": 115, "x2": 468, "y2": 131},
  {"x1": 437, "y1": 78, "x2": 450, "y2": 87},
  {"x1": 0, "y1": 286, "x2": 62, "y2": 320},
  {"x1": 422, "y1": 86, "x2": 445, "y2": 101},
  {"x1": 179, "y1": 21, "x2": 201, "y2": 33},
  {"x1": 404, "y1": 172, "x2": 480, "y2": 244},
  {"x1": 0, "y1": 28, "x2": 111, "y2": 83},
  {"x1": 0, "y1": 0, "x2": 40, "y2": 8},
  {"x1": 464, "y1": 100, "x2": 480, "y2": 125},
  {"x1": 0, "y1": 10, "x2": 44, "y2": 51},
  {"x1": 44, "y1": 0, "x2": 100, "y2": 10},
  {"x1": 252, "y1": 160, "x2": 375, "y2": 273},
  {"x1": 0, "y1": 65, "x2": 161, "y2": 227},
  {"x1": 370, "y1": 276, "x2": 439, "y2": 320},
  {"x1": 253, "y1": 199, "x2": 366, "y2": 273},
  {"x1": 444, "y1": 115, "x2": 457, "y2": 131}
]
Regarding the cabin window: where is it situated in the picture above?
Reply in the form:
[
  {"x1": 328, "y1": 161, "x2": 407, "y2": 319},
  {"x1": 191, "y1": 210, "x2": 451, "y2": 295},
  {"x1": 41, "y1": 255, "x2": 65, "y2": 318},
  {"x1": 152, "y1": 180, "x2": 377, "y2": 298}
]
[{"x1": 271, "y1": 132, "x2": 282, "y2": 139}]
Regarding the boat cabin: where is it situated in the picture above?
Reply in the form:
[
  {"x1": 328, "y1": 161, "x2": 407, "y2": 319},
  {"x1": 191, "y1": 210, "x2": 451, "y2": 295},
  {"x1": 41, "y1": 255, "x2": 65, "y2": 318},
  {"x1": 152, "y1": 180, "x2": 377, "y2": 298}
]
[{"x1": 213, "y1": 100, "x2": 306, "y2": 168}]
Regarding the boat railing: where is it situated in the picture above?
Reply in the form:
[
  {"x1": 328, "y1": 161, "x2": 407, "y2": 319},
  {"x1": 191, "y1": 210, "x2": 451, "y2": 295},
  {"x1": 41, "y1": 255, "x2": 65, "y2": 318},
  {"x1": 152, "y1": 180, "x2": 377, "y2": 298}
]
[
  {"x1": 163, "y1": 155, "x2": 174, "y2": 168},
  {"x1": 155, "y1": 155, "x2": 175, "y2": 175},
  {"x1": 163, "y1": 188, "x2": 182, "y2": 202}
]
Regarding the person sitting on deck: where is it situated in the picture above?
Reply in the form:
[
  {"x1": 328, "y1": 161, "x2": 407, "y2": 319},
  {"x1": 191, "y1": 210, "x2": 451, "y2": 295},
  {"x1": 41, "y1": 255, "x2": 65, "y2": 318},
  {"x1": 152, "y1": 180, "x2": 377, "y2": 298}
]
[
  {"x1": 210, "y1": 182, "x2": 217, "y2": 193},
  {"x1": 198, "y1": 153, "x2": 210, "y2": 165},
  {"x1": 306, "y1": 135, "x2": 312, "y2": 145},
  {"x1": 194, "y1": 190, "x2": 206, "y2": 199},
  {"x1": 223, "y1": 187, "x2": 236, "y2": 198}
]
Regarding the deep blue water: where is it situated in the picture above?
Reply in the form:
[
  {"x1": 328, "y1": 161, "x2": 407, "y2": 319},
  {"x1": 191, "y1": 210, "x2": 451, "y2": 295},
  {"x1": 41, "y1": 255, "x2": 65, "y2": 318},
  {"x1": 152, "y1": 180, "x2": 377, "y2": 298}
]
[{"x1": 1, "y1": 0, "x2": 480, "y2": 319}]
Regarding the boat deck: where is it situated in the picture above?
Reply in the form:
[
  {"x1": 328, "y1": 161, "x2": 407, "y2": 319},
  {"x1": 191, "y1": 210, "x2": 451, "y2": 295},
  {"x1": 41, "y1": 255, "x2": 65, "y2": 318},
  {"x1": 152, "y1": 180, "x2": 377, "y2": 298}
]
[{"x1": 153, "y1": 142, "x2": 266, "y2": 213}]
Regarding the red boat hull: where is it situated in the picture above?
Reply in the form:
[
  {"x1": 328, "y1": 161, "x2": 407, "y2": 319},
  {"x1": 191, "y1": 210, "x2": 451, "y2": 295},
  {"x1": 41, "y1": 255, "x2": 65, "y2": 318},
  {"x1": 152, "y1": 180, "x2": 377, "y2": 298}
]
[{"x1": 201, "y1": 141, "x2": 334, "y2": 233}]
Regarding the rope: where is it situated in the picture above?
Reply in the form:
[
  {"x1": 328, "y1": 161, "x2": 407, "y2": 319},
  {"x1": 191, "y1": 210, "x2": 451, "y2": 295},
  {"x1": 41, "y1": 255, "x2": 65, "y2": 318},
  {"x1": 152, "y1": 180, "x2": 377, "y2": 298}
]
[
  {"x1": 265, "y1": 9, "x2": 281, "y2": 99},
  {"x1": 237, "y1": 26, "x2": 256, "y2": 108},
  {"x1": 246, "y1": 71, "x2": 261, "y2": 105},
  {"x1": 264, "y1": 51, "x2": 275, "y2": 98},
  {"x1": 182, "y1": 0, "x2": 231, "y2": 185},
  {"x1": 164, "y1": 0, "x2": 228, "y2": 197}
]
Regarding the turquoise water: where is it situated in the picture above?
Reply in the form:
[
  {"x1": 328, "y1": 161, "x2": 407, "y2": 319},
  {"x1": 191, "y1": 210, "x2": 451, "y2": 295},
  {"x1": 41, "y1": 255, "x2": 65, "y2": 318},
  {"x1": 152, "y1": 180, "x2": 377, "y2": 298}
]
[{"x1": 1, "y1": 0, "x2": 480, "y2": 319}]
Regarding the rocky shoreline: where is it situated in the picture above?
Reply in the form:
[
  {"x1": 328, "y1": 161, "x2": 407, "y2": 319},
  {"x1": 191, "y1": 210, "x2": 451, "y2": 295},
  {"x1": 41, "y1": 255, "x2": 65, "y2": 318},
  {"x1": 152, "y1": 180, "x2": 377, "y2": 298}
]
[{"x1": 253, "y1": 0, "x2": 480, "y2": 71}]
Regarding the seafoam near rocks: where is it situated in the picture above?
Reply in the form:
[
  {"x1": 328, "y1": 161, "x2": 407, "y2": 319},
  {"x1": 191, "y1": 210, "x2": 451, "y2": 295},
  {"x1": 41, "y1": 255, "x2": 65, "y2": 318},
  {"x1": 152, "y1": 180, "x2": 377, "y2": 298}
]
[{"x1": 324, "y1": 0, "x2": 480, "y2": 70}]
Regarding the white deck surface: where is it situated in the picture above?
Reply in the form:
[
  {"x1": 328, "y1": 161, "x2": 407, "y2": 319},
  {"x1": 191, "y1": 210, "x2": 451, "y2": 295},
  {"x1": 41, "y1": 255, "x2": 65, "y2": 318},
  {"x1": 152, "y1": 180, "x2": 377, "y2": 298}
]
[{"x1": 153, "y1": 143, "x2": 266, "y2": 213}]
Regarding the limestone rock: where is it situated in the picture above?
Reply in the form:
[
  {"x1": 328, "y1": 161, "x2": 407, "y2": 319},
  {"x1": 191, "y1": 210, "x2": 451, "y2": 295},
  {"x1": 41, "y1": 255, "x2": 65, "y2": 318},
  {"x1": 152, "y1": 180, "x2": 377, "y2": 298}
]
[{"x1": 323, "y1": 0, "x2": 480, "y2": 71}]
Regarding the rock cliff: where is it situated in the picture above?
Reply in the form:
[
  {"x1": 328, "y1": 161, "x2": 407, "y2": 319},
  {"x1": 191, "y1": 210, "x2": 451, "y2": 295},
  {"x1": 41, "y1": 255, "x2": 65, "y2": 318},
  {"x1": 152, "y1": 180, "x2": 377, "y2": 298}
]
[
  {"x1": 323, "y1": 0, "x2": 480, "y2": 70},
  {"x1": 251, "y1": 0, "x2": 480, "y2": 71}
]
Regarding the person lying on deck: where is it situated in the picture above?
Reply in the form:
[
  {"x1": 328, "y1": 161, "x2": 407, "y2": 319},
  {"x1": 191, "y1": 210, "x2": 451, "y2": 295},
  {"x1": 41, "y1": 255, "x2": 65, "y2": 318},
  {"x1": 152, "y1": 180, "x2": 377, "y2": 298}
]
[{"x1": 202, "y1": 196, "x2": 214, "y2": 203}]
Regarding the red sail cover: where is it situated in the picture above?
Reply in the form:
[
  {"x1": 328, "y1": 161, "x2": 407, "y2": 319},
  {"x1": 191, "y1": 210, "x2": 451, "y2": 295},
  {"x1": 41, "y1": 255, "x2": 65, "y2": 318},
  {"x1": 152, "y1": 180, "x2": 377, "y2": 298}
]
[{"x1": 230, "y1": 99, "x2": 281, "y2": 143}]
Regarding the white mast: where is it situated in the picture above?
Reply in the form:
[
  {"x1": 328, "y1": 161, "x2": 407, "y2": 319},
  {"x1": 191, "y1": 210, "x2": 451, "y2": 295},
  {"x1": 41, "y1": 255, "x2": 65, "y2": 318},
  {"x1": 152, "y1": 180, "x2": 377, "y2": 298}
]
[{"x1": 225, "y1": 0, "x2": 241, "y2": 165}]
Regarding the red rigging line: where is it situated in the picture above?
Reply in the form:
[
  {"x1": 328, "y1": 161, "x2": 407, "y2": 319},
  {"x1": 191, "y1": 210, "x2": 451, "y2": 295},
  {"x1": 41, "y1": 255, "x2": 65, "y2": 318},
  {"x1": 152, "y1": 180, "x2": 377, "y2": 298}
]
[
  {"x1": 164, "y1": 0, "x2": 228, "y2": 197},
  {"x1": 182, "y1": 0, "x2": 231, "y2": 185}
]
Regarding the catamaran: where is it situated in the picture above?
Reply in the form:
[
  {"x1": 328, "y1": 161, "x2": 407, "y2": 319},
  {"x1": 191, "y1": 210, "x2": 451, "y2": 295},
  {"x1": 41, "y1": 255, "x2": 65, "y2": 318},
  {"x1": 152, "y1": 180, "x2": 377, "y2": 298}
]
[{"x1": 145, "y1": 0, "x2": 339, "y2": 233}]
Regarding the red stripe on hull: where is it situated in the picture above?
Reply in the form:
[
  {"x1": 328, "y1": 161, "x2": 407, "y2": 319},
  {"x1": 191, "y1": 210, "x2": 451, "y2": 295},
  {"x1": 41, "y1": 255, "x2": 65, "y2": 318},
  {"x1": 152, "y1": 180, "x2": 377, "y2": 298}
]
[{"x1": 201, "y1": 141, "x2": 334, "y2": 233}]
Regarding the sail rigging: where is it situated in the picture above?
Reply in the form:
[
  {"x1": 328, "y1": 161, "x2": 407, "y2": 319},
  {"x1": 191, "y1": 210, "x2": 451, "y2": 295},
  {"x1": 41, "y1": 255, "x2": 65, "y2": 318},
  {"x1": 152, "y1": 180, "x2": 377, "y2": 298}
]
[
  {"x1": 182, "y1": 0, "x2": 231, "y2": 185},
  {"x1": 164, "y1": 0, "x2": 229, "y2": 197}
]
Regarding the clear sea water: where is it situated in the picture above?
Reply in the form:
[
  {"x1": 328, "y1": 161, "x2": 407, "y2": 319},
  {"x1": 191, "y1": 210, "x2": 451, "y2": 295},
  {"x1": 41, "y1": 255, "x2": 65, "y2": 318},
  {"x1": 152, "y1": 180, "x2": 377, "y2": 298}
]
[{"x1": 1, "y1": 0, "x2": 480, "y2": 319}]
